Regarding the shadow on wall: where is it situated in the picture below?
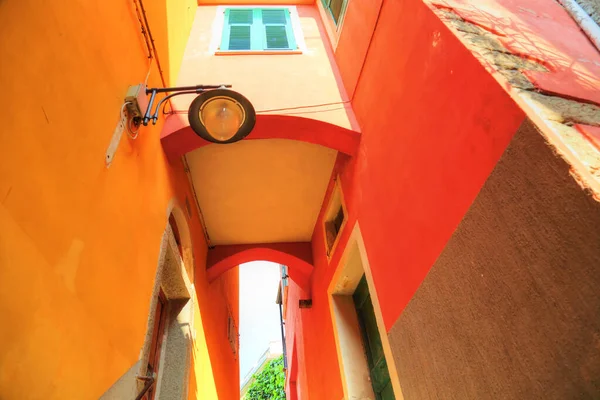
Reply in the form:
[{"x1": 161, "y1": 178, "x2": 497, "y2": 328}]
[{"x1": 135, "y1": 0, "x2": 196, "y2": 86}]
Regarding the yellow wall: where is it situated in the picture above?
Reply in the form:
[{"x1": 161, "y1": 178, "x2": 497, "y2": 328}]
[
  {"x1": 145, "y1": 0, "x2": 198, "y2": 84},
  {"x1": 0, "y1": 0, "x2": 195, "y2": 398},
  {"x1": 189, "y1": 261, "x2": 241, "y2": 400}
]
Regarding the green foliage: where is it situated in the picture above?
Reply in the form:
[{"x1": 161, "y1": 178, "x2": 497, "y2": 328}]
[{"x1": 246, "y1": 355, "x2": 286, "y2": 400}]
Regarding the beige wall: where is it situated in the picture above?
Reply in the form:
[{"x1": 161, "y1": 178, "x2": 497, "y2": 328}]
[{"x1": 175, "y1": 5, "x2": 354, "y2": 130}]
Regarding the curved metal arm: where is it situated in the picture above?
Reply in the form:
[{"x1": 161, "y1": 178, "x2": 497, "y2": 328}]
[
  {"x1": 142, "y1": 84, "x2": 232, "y2": 126},
  {"x1": 150, "y1": 90, "x2": 199, "y2": 125}
]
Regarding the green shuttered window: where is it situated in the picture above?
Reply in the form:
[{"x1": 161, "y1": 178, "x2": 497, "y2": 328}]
[{"x1": 220, "y1": 8, "x2": 297, "y2": 52}]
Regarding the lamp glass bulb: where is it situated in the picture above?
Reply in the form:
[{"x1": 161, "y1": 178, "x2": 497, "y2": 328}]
[{"x1": 199, "y1": 97, "x2": 244, "y2": 142}]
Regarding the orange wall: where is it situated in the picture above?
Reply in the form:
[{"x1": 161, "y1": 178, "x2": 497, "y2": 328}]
[
  {"x1": 205, "y1": 266, "x2": 240, "y2": 400},
  {"x1": 0, "y1": 0, "x2": 195, "y2": 398},
  {"x1": 181, "y1": 171, "x2": 240, "y2": 400},
  {"x1": 175, "y1": 5, "x2": 354, "y2": 130},
  {"x1": 285, "y1": 0, "x2": 527, "y2": 397}
]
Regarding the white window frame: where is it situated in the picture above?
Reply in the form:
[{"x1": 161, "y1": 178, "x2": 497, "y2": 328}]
[{"x1": 210, "y1": 5, "x2": 307, "y2": 55}]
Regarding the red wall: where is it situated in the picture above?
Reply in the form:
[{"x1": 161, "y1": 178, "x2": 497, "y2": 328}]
[
  {"x1": 285, "y1": 0, "x2": 526, "y2": 397},
  {"x1": 333, "y1": 0, "x2": 382, "y2": 98},
  {"x1": 284, "y1": 278, "x2": 315, "y2": 399},
  {"x1": 342, "y1": 0, "x2": 525, "y2": 330}
]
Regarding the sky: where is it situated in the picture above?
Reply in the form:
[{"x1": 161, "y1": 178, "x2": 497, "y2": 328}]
[{"x1": 239, "y1": 261, "x2": 282, "y2": 382}]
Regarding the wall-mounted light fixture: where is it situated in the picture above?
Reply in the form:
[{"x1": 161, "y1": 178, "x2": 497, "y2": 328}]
[
  {"x1": 107, "y1": 84, "x2": 255, "y2": 167},
  {"x1": 142, "y1": 84, "x2": 256, "y2": 144}
]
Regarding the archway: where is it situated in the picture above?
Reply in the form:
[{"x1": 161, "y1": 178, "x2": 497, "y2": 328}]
[
  {"x1": 206, "y1": 242, "x2": 314, "y2": 295},
  {"x1": 160, "y1": 113, "x2": 361, "y2": 162}
]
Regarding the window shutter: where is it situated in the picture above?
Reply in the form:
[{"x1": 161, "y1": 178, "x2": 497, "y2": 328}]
[
  {"x1": 265, "y1": 26, "x2": 289, "y2": 49},
  {"x1": 229, "y1": 9, "x2": 253, "y2": 24},
  {"x1": 228, "y1": 26, "x2": 251, "y2": 50},
  {"x1": 261, "y1": 9, "x2": 296, "y2": 50},
  {"x1": 221, "y1": 8, "x2": 297, "y2": 51},
  {"x1": 221, "y1": 9, "x2": 253, "y2": 51},
  {"x1": 262, "y1": 9, "x2": 287, "y2": 24}
]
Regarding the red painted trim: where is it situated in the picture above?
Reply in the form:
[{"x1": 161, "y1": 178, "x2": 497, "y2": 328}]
[
  {"x1": 206, "y1": 242, "x2": 314, "y2": 292},
  {"x1": 160, "y1": 113, "x2": 361, "y2": 160},
  {"x1": 575, "y1": 124, "x2": 600, "y2": 152},
  {"x1": 431, "y1": 0, "x2": 600, "y2": 105}
]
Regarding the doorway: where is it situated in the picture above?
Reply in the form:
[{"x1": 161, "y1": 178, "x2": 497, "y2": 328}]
[
  {"x1": 353, "y1": 276, "x2": 395, "y2": 399},
  {"x1": 328, "y1": 223, "x2": 403, "y2": 400}
]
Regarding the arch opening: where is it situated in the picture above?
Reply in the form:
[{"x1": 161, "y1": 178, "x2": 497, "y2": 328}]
[
  {"x1": 160, "y1": 113, "x2": 361, "y2": 161},
  {"x1": 206, "y1": 242, "x2": 314, "y2": 294}
]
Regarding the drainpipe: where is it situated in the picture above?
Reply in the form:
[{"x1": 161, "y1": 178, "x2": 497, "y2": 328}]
[
  {"x1": 276, "y1": 282, "x2": 288, "y2": 370},
  {"x1": 279, "y1": 300, "x2": 287, "y2": 370},
  {"x1": 133, "y1": 0, "x2": 168, "y2": 88}
]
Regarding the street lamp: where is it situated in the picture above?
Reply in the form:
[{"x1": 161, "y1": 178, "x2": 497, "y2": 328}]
[
  {"x1": 187, "y1": 88, "x2": 256, "y2": 144},
  {"x1": 142, "y1": 84, "x2": 256, "y2": 144}
]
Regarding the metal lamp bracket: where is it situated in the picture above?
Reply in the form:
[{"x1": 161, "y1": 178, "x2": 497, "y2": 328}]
[
  {"x1": 143, "y1": 84, "x2": 232, "y2": 126},
  {"x1": 105, "y1": 83, "x2": 232, "y2": 168}
]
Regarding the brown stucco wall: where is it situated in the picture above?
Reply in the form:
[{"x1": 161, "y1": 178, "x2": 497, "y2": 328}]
[{"x1": 388, "y1": 119, "x2": 600, "y2": 399}]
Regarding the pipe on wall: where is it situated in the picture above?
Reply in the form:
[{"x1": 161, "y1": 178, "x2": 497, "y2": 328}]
[{"x1": 132, "y1": 0, "x2": 169, "y2": 88}]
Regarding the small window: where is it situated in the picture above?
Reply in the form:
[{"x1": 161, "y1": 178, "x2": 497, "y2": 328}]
[
  {"x1": 325, "y1": 207, "x2": 344, "y2": 249},
  {"x1": 321, "y1": 0, "x2": 348, "y2": 25},
  {"x1": 324, "y1": 179, "x2": 347, "y2": 258},
  {"x1": 220, "y1": 8, "x2": 297, "y2": 52}
]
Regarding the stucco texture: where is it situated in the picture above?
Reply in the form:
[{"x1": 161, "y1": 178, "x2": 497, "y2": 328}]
[{"x1": 388, "y1": 119, "x2": 600, "y2": 399}]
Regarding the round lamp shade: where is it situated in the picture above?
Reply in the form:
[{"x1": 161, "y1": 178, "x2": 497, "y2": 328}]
[{"x1": 188, "y1": 89, "x2": 256, "y2": 144}]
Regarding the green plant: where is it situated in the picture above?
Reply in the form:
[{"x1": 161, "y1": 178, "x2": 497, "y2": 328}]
[{"x1": 246, "y1": 355, "x2": 286, "y2": 400}]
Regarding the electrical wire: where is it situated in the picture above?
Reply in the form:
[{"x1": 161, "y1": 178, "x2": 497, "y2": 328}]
[
  {"x1": 256, "y1": 100, "x2": 351, "y2": 114},
  {"x1": 163, "y1": 100, "x2": 352, "y2": 116}
]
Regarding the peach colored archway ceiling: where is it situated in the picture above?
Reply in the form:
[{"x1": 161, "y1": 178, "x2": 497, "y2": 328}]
[{"x1": 161, "y1": 110, "x2": 360, "y2": 247}]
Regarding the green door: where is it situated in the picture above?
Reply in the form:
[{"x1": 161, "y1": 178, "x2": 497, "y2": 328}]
[{"x1": 353, "y1": 276, "x2": 395, "y2": 400}]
